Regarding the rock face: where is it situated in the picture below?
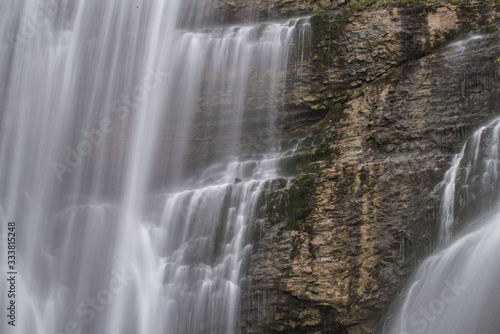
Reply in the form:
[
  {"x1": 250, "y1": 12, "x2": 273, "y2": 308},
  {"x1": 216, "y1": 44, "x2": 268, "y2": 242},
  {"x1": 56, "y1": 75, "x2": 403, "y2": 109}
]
[
  {"x1": 181, "y1": 0, "x2": 343, "y2": 26},
  {"x1": 181, "y1": 3, "x2": 499, "y2": 172},
  {"x1": 281, "y1": 3, "x2": 500, "y2": 131},
  {"x1": 236, "y1": 3, "x2": 500, "y2": 334},
  {"x1": 213, "y1": 0, "x2": 341, "y2": 24}
]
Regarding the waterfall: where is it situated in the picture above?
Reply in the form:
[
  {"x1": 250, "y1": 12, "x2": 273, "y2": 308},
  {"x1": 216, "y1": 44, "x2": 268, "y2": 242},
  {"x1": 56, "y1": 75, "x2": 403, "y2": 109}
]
[
  {"x1": 386, "y1": 118, "x2": 500, "y2": 334},
  {"x1": 0, "y1": 1, "x2": 311, "y2": 333}
]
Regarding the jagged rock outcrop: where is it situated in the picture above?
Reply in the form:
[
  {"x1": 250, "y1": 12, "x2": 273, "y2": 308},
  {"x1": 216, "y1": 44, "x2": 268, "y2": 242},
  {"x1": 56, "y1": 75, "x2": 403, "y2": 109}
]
[{"x1": 239, "y1": 3, "x2": 500, "y2": 334}]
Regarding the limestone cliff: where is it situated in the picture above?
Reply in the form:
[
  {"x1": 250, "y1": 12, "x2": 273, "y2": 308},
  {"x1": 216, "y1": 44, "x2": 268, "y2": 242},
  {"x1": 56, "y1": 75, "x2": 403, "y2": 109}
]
[{"x1": 235, "y1": 2, "x2": 500, "y2": 334}]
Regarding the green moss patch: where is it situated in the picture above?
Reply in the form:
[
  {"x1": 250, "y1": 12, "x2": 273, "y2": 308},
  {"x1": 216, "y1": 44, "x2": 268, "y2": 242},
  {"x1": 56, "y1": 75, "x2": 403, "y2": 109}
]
[
  {"x1": 287, "y1": 174, "x2": 316, "y2": 231},
  {"x1": 278, "y1": 145, "x2": 334, "y2": 176}
]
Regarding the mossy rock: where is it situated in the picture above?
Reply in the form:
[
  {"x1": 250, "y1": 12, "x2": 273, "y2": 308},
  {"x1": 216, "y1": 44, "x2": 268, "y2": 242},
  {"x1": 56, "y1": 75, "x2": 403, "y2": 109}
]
[
  {"x1": 278, "y1": 145, "x2": 334, "y2": 176},
  {"x1": 285, "y1": 174, "x2": 316, "y2": 231},
  {"x1": 267, "y1": 173, "x2": 317, "y2": 233}
]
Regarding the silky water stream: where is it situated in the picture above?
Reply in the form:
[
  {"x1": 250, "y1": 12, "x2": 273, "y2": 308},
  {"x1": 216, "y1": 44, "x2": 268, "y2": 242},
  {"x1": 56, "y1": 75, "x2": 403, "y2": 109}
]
[{"x1": 0, "y1": 2, "x2": 311, "y2": 333}]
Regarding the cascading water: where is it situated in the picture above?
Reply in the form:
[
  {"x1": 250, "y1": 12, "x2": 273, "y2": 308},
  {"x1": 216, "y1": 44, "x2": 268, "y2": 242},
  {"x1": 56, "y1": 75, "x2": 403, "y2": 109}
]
[
  {"x1": 0, "y1": 1, "x2": 311, "y2": 333},
  {"x1": 386, "y1": 117, "x2": 500, "y2": 334}
]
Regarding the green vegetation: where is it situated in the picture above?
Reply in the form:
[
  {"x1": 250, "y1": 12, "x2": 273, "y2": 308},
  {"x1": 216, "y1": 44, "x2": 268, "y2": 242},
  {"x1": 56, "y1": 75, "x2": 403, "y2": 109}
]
[
  {"x1": 286, "y1": 174, "x2": 316, "y2": 231},
  {"x1": 310, "y1": 10, "x2": 329, "y2": 29},
  {"x1": 354, "y1": 82, "x2": 370, "y2": 93},
  {"x1": 266, "y1": 174, "x2": 316, "y2": 233}
]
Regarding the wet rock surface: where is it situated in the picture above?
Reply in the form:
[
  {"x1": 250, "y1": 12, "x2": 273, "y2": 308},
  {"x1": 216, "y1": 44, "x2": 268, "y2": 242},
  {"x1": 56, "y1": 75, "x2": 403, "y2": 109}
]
[
  {"x1": 281, "y1": 3, "x2": 500, "y2": 131},
  {"x1": 176, "y1": 4, "x2": 500, "y2": 179},
  {"x1": 237, "y1": 5, "x2": 500, "y2": 333}
]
